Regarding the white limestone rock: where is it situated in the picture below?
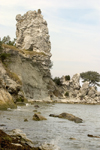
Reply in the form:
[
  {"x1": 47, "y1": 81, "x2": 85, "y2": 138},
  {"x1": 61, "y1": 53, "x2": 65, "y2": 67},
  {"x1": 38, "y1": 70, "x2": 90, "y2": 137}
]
[
  {"x1": 16, "y1": 10, "x2": 51, "y2": 56},
  {"x1": 88, "y1": 87, "x2": 96, "y2": 98},
  {"x1": 69, "y1": 73, "x2": 80, "y2": 90},
  {"x1": 79, "y1": 81, "x2": 89, "y2": 97}
]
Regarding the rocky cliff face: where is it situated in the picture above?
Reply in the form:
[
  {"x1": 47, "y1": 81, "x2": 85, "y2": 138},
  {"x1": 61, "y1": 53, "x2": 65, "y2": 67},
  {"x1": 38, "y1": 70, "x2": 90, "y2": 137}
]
[
  {"x1": 16, "y1": 10, "x2": 51, "y2": 56},
  {"x1": 5, "y1": 47, "x2": 52, "y2": 101},
  {"x1": 0, "y1": 10, "x2": 55, "y2": 109}
]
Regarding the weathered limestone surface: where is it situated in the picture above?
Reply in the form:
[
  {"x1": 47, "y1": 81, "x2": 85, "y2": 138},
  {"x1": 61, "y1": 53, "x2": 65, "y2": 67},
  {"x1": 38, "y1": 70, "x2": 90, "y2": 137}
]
[
  {"x1": 0, "y1": 62, "x2": 18, "y2": 109},
  {"x1": 5, "y1": 48, "x2": 53, "y2": 101},
  {"x1": 79, "y1": 81, "x2": 89, "y2": 97},
  {"x1": 69, "y1": 73, "x2": 80, "y2": 90},
  {"x1": 16, "y1": 10, "x2": 51, "y2": 56}
]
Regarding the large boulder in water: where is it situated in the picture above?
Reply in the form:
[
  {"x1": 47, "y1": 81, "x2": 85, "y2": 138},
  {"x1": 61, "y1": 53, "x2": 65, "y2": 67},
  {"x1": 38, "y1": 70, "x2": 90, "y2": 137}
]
[
  {"x1": 33, "y1": 113, "x2": 47, "y2": 121},
  {"x1": 49, "y1": 112, "x2": 83, "y2": 123}
]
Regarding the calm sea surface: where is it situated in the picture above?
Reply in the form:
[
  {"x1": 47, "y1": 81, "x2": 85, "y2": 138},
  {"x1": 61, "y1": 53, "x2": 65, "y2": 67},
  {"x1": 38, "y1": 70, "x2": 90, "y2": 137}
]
[{"x1": 0, "y1": 103, "x2": 100, "y2": 150}]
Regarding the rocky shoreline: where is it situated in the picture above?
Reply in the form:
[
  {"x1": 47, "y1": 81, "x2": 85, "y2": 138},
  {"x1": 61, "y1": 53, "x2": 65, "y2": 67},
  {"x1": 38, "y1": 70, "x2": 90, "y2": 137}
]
[
  {"x1": 0, "y1": 128, "x2": 61, "y2": 150},
  {"x1": 28, "y1": 98, "x2": 100, "y2": 105}
]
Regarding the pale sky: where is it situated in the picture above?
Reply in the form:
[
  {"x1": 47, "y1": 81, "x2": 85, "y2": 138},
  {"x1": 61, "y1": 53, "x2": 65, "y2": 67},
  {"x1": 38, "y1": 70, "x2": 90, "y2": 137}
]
[{"x1": 0, "y1": 0, "x2": 100, "y2": 78}]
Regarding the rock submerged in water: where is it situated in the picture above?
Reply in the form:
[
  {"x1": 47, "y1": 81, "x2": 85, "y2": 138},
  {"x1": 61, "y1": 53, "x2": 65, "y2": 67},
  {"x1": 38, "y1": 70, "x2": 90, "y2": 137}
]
[
  {"x1": 33, "y1": 113, "x2": 47, "y2": 121},
  {"x1": 87, "y1": 134, "x2": 100, "y2": 138},
  {"x1": 49, "y1": 112, "x2": 83, "y2": 123}
]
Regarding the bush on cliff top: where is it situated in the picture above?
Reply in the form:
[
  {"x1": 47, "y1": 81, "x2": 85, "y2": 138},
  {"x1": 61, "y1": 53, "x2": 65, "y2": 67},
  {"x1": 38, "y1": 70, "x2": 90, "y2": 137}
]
[
  {"x1": 53, "y1": 77, "x2": 62, "y2": 86},
  {"x1": 65, "y1": 75, "x2": 70, "y2": 81}
]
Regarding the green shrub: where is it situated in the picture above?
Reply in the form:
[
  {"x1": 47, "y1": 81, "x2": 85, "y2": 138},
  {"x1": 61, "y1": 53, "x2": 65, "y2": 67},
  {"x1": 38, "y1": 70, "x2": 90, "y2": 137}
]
[
  {"x1": 0, "y1": 53, "x2": 10, "y2": 62},
  {"x1": 65, "y1": 91, "x2": 69, "y2": 97},
  {"x1": 53, "y1": 77, "x2": 62, "y2": 86},
  {"x1": 2, "y1": 35, "x2": 16, "y2": 46},
  {"x1": 65, "y1": 75, "x2": 70, "y2": 81},
  {"x1": 16, "y1": 97, "x2": 24, "y2": 102}
]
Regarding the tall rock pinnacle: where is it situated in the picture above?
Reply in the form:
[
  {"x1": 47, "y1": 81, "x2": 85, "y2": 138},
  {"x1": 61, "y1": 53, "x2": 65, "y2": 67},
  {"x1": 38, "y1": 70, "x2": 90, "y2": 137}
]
[{"x1": 16, "y1": 9, "x2": 51, "y2": 55}]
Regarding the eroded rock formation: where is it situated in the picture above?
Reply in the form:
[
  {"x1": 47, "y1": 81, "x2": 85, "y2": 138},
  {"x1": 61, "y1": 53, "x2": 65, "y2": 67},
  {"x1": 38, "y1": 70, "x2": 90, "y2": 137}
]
[
  {"x1": 60, "y1": 74, "x2": 100, "y2": 104},
  {"x1": 16, "y1": 10, "x2": 51, "y2": 56}
]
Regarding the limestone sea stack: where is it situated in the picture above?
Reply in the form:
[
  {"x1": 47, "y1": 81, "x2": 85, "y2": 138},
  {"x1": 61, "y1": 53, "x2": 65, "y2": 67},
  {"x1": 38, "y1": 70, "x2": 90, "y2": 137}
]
[{"x1": 16, "y1": 9, "x2": 51, "y2": 56}]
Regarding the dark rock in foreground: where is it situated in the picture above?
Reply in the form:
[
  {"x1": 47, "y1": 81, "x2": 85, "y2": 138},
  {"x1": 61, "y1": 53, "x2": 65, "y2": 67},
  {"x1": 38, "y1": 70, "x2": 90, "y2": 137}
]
[
  {"x1": 0, "y1": 129, "x2": 39, "y2": 150},
  {"x1": 49, "y1": 112, "x2": 83, "y2": 123}
]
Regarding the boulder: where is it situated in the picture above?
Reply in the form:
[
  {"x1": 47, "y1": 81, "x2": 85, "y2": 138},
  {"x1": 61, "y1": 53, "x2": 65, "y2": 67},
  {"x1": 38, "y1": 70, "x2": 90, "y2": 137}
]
[
  {"x1": 0, "y1": 88, "x2": 16, "y2": 110},
  {"x1": 16, "y1": 10, "x2": 51, "y2": 56},
  {"x1": 49, "y1": 112, "x2": 83, "y2": 123},
  {"x1": 33, "y1": 113, "x2": 47, "y2": 121}
]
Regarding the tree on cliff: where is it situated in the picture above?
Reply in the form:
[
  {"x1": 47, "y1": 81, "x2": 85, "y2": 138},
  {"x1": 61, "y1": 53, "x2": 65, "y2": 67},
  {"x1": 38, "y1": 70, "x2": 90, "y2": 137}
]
[
  {"x1": 80, "y1": 71, "x2": 100, "y2": 87},
  {"x1": 2, "y1": 35, "x2": 16, "y2": 46}
]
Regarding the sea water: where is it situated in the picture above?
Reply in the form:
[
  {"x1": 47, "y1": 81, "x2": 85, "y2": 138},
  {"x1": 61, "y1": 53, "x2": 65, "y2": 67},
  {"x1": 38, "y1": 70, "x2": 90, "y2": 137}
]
[{"x1": 0, "y1": 103, "x2": 100, "y2": 150}]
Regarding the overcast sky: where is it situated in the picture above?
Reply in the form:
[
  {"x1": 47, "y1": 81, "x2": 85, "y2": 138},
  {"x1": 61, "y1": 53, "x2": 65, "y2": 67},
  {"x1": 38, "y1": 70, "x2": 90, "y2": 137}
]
[{"x1": 0, "y1": 0, "x2": 100, "y2": 78}]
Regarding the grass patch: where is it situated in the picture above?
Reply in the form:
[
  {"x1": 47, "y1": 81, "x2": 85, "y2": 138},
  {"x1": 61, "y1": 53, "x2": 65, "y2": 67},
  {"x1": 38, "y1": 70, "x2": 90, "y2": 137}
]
[
  {"x1": 2, "y1": 44, "x2": 19, "y2": 51},
  {"x1": 0, "y1": 53, "x2": 10, "y2": 62},
  {"x1": 3, "y1": 44, "x2": 46, "y2": 56},
  {"x1": 24, "y1": 50, "x2": 46, "y2": 56}
]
